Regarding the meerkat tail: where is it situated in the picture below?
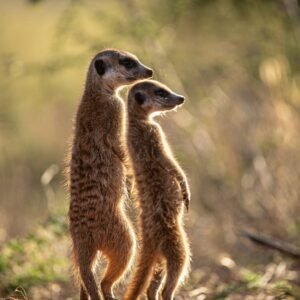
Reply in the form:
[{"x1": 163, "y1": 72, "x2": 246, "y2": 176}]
[
  {"x1": 124, "y1": 250, "x2": 158, "y2": 300},
  {"x1": 71, "y1": 236, "x2": 101, "y2": 300}
]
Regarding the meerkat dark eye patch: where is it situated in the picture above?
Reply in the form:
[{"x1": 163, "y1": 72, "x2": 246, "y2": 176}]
[
  {"x1": 119, "y1": 57, "x2": 137, "y2": 70},
  {"x1": 95, "y1": 59, "x2": 106, "y2": 76},
  {"x1": 154, "y1": 88, "x2": 169, "y2": 98},
  {"x1": 134, "y1": 92, "x2": 146, "y2": 105}
]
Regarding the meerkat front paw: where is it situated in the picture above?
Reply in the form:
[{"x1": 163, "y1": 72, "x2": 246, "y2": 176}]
[{"x1": 182, "y1": 189, "x2": 191, "y2": 211}]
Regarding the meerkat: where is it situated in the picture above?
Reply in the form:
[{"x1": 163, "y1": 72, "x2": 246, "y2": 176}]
[
  {"x1": 67, "y1": 49, "x2": 153, "y2": 300},
  {"x1": 124, "y1": 80, "x2": 191, "y2": 300}
]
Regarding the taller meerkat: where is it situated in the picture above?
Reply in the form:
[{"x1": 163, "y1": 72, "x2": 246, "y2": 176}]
[
  {"x1": 124, "y1": 80, "x2": 191, "y2": 300},
  {"x1": 68, "y1": 49, "x2": 152, "y2": 300}
]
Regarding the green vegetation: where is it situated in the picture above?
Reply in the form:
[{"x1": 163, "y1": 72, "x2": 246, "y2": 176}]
[{"x1": 0, "y1": 215, "x2": 69, "y2": 296}]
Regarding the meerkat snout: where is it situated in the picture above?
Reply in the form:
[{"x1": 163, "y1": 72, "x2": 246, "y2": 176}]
[
  {"x1": 144, "y1": 67, "x2": 153, "y2": 78},
  {"x1": 119, "y1": 56, "x2": 153, "y2": 81},
  {"x1": 175, "y1": 94, "x2": 185, "y2": 104}
]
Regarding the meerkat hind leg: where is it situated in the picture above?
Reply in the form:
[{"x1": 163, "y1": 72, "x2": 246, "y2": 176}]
[
  {"x1": 101, "y1": 225, "x2": 135, "y2": 300},
  {"x1": 124, "y1": 247, "x2": 158, "y2": 300},
  {"x1": 147, "y1": 262, "x2": 165, "y2": 300},
  {"x1": 77, "y1": 242, "x2": 101, "y2": 300}
]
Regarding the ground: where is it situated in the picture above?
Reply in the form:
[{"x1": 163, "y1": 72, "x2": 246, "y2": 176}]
[{"x1": 1, "y1": 214, "x2": 300, "y2": 300}]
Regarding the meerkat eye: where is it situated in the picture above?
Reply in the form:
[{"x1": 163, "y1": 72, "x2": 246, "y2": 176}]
[
  {"x1": 119, "y1": 57, "x2": 137, "y2": 70},
  {"x1": 154, "y1": 89, "x2": 169, "y2": 98},
  {"x1": 134, "y1": 92, "x2": 146, "y2": 105}
]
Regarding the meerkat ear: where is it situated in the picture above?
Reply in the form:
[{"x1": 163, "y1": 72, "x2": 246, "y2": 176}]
[
  {"x1": 134, "y1": 92, "x2": 146, "y2": 105},
  {"x1": 95, "y1": 59, "x2": 106, "y2": 76}
]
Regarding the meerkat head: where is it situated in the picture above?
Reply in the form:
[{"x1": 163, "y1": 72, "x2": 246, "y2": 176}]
[
  {"x1": 87, "y1": 49, "x2": 153, "y2": 93},
  {"x1": 128, "y1": 80, "x2": 185, "y2": 117}
]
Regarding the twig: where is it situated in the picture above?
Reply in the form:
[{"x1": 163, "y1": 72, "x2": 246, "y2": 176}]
[{"x1": 240, "y1": 230, "x2": 300, "y2": 259}]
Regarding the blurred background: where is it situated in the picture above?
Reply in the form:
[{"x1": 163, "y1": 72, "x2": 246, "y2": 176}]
[{"x1": 1, "y1": 0, "x2": 300, "y2": 299}]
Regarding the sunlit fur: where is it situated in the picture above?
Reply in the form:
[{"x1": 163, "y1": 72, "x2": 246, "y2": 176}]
[
  {"x1": 124, "y1": 80, "x2": 191, "y2": 300},
  {"x1": 66, "y1": 49, "x2": 152, "y2": 300}
]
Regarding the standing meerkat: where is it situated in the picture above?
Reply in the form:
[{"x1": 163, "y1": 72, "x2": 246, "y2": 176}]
[
  {"x1": 124, "y1": 80, "x2": 191, "y2": 300},
  {"x1": 67, "y1": 49, "x2": 153, "y2": 300}
]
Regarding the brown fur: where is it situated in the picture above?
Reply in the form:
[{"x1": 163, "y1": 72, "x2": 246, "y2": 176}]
[
  {"x1": 67, "y1": 49, "x2": 152, "y2": 300},
  {"x1": 124, "y1": 80, "x2": 191, "y2": 300}
]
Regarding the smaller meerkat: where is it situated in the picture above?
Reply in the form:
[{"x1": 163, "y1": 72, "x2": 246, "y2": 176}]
[
  {"x1": 124, "y1": 80, "x2": 191, "y2": 300},
  {"x1": 68, "y1": 49, "x2": 153, "y2": 300}
]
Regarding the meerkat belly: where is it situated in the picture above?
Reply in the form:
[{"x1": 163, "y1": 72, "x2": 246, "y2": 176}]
[
  {"x1": 69, "y1": 150, "x2": 125, "y2": 230},
  {"x1": 136, "y1": 161, "x2": 181, "y2": 198},
  {"x1": 135, "y1": 165, "x2": 183, "y2": 229}
]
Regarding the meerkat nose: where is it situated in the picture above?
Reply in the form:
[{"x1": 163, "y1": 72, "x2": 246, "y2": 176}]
[
  {"x1": 145, "y1": 68, "x2": 153, "y2": 77},
  {"x1": 177, "y1": 95, "x2": 185, "y2": 104}
]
